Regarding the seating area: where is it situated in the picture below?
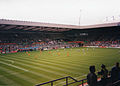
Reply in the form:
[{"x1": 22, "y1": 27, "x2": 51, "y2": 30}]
[{"x1": 0, "y1": 33, "x2": 80, "y2": 53}]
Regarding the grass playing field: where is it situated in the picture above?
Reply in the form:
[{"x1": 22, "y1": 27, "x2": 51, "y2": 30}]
[{"x1": 0, "y1": 47, "x2": 120, "y2": 86}]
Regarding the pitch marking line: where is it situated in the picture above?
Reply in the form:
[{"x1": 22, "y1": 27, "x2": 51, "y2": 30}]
[{"x1": 0, "y1": 61, "x2": 28, "y2": 72}]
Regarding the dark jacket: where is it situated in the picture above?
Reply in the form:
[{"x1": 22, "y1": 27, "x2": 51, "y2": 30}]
[{"x1": 87, "y1": 72, "x2": 97, "y2": 86}]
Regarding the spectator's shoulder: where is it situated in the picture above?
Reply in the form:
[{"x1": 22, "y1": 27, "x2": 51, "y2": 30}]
[
  {"x1": 87, "y1": 73, "x2": 90, "y2": 76},
  {"x1": 112, "y1": 66, "x2": 116, "y2": 70}
]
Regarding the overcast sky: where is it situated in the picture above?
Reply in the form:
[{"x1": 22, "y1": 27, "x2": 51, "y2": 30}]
[{"x1": 0, "y1": 0, "x2": 120, "y2": 25}]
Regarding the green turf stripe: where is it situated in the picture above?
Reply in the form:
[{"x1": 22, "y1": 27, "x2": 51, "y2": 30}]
[
  {"x1": 1, "y1": 54, "x2": 89, "y2": 71},
  {"x1": 0, "y1": 75, "x2": 21, "y2": 86},
  {"x1": 17, "y1": 52, "x2": 102, "y2": 67},
  {"x1": 0, "y1": 67, "x2": 32, "y2": 86},
  {"x1": 1, "y1": 56, "x2": 85, "y2": 76},
  {"x1": 2, "y1": 53, "x2": 106, "y2": 74},
  {"x1": 0, "y1": 58, "x2": 67, "y2": 76},
  {"x1": 0, "y1": 57, "x2": 84, "y2": 78},
  {"x1": 0, "y1": 60, "x2": 54, "y2": 80},
  {"x1": 0, "y1": 65, "x2": 54, "y2": 86},
  {"x1": 0, "y1": 76, "x2": 7, "y2": 86},
  {"x1": 0, "y1": 47, "x2": 120, "y2": 86},
  {"x1": 0, "y1": 65, "x2": 43, "y2": 85}
]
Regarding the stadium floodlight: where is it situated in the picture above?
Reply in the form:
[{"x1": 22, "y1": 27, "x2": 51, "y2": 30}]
[{"x1": 79, "y1": 9, "x2": 82, "y2": 26}]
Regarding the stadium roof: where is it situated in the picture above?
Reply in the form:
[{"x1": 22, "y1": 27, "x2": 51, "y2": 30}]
[{"x1": 0, "y1": 19, "x2": 120, "y2": 32}]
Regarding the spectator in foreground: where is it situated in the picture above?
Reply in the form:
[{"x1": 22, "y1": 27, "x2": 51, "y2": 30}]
[
  {"x1": 111, "y1": 62, "x2": 120, "y2": 83},
  {"x1": 98, "y1": 64, "x2": 108, "y2": 86},
  {"x1": 87, "y1": 65, "x2": 97, "y2": 86}
]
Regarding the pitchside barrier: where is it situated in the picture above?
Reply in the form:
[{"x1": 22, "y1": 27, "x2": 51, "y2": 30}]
[
  {"x1": 35, "y1": 73, "x2": 120, "y2": 86},
  {"x1": 35, "y1": 76, "x2": 110, "y2": 86},
  {"x1": 35, "y1": 76, "x2": 87, "y2": 86}
]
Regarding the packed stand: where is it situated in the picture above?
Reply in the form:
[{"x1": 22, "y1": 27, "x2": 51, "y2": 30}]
[
  {"x1": 84, "y1": 40, "x2": 120, "y2": 48},
  {"x1": 0, "y1": 39, "x2": 79, "y2": 54}
]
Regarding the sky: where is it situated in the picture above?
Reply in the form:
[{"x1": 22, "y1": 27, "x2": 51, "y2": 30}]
[{"x1": 0, "y1": 0, "x2": 120, "y2": 26}]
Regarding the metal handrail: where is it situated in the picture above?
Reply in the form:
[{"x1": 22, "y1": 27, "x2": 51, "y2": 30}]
[
  {"x1": 112, "y1": 80, "x2": 120, "y2": 86},
  {"x1": 35, "y1": 76, "x2": 81, "y2": 86},
  {"x1": 35, "y1": 72, "x2": 120, "y2": 86},
  {"x1": 63, "y1": 78, "x2": 87, "y2": 86}
]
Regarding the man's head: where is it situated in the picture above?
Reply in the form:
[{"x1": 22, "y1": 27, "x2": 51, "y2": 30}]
[
  {"x1": 116, "y1": 62, "x2": 119, "y2": 68},
  {"x1": 89, "y1": 65, "x2": 95, "y2": 73},
  {"x1": 101, "y1": 64, "x2": 105, "y2": 69}
]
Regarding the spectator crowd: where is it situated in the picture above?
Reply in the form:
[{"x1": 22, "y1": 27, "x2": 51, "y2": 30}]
[
  {"x1": 0, "y1": 39, "x2": 79, "y2": 54},
  {"x1": 87, "y1": 62, "x2": 120, "y2": 86},
  {"x1": 85, "y1": 40, "x2": 120, "y2": 48}
]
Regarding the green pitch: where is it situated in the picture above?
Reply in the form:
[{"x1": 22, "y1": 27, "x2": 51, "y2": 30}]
[{"x1": 0, "y1": 47, "x2": 120, "y2": 86}]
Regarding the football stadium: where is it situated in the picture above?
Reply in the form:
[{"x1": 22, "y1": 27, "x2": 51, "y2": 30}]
[
  {"x1": 1, "y1": 0, "x2": 120, "y2": 86},
  {"x1": 0, "y1": 19, "x2": 120, "y2": 86}
]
